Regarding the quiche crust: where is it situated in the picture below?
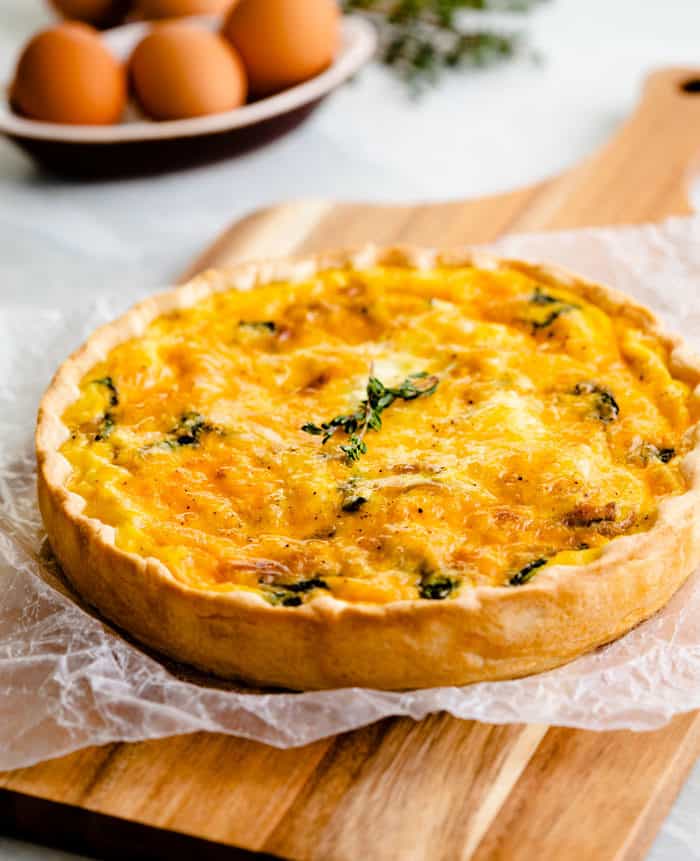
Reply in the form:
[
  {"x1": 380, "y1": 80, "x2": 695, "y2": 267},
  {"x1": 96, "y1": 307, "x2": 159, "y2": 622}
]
[{"x1": 36, "y1": 246, "x2": 700, "y2": 690}]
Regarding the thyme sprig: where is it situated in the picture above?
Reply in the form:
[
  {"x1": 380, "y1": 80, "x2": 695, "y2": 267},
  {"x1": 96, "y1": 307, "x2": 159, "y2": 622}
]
[
  {"x1": 344, "y1": 0, "x2": 545, "y2": 91},
  {"x1": 302, "y1": 371, "x2": 439, "y2": 464}
]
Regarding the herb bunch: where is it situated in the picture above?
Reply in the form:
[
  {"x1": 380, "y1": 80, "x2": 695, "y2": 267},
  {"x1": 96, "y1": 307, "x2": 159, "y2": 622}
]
[
  {"x1": 343, "y1": 0, "x2": 545, "y2": 90},
  {"x1": 302, "y1": 371, "x2": 439, "y2": 463}
]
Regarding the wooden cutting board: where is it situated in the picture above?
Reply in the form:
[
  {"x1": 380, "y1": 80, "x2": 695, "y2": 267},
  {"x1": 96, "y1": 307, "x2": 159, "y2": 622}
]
[{"x1": 3, "y1": 67, "x2": 700, "y2": 861}]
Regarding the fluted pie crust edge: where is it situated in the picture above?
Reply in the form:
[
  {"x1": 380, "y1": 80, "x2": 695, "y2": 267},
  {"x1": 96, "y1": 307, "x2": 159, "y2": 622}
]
[{"x1": 35, "y1": 246, "x2": 700, "y2": 690}]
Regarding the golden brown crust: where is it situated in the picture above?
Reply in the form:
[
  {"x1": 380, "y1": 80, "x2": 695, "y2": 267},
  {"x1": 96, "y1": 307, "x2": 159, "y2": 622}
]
[{"x1": 35, "y1": 246, "x2": 700, "y2": 690}]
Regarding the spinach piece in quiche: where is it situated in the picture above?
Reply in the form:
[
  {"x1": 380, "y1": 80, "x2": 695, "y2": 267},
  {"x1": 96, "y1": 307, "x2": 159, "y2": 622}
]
[
  {"x1": 92, "y1": 376, "x2": 119, "y2": 407},
  {"x1": 94, "y1": 412, "x2": 115, "y2": 442},
  {"x1": 302, "y1": 371, "x2": 439, "y2": 464},
  {"x1": 528, "y1": 287, "x2": 580, "y2": 330},
  {"x1": 419, "y1": 570, "x2": 459, "y2": 600},
  {"x1": 636, "y1": 443, "x2": 676, "y2": 464},
  {"x1": 342, "y1": 495, "x2": 369, "y2": 512},
  {"x1": 530, "y1": 286, "x2": 559, "y2": 306},
  {"x1": 572, "y1": 382, "x2": 620, "y2": 423},
  {"x1": 168, "y1": 412, "x2": 216, "y2": 447},
  {"x1": 141, "y1": 412, "x2": 220, "y2": 453},
  {"x1": 92, "y1": 376, "x2": 119, "y2": 441},
  {"x1": 263, "y1": 578, "x2": 330, "y2": 606},
  {"x1": 508, "y1": 557, "x2": 547, "y2": 586},
  {"x1": 283, "y1": 578, "x2": 330, "y2": 593},
  {"x1": 238, "y1": 320, "x2": 276, "y2": 333},
  {"x1": 268, "y1": 593, "x2": 303, "y2": 607},
  {"x1": 339, "y1": 478, "x2": 371, "y2": 512}
]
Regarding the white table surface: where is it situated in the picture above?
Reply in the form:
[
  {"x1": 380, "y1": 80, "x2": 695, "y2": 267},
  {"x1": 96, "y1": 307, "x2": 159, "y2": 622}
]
[{"x1": 1, "y1": 0, "x2": 700, "y2": 858}]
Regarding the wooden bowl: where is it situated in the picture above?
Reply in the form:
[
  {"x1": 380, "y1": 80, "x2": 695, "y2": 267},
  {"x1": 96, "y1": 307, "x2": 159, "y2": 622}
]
[{"x1": 0, "y1": 15, "x2": 376, "y2": 179}]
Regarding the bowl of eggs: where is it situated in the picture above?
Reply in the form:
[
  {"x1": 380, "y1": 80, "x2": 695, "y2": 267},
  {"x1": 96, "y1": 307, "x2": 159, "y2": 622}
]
[{"x1": 1, "y1": 0, "x2": 376, "y2": 177}]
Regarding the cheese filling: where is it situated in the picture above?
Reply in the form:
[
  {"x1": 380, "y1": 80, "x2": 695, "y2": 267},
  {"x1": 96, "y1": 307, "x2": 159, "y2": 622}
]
[{"x1": 60, "y1": 265, "x2": 694, "y2": 605}]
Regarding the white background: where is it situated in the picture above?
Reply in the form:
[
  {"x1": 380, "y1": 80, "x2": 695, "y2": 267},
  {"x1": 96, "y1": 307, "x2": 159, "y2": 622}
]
[{"x1": 1, "y1": 0, "x2": 700, "y2": 858}]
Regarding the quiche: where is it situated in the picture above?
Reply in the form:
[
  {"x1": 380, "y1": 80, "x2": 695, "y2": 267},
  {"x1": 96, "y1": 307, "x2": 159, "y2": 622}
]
[{"x1": 36, "y1": 247, "x2": 700, "y2": 690}]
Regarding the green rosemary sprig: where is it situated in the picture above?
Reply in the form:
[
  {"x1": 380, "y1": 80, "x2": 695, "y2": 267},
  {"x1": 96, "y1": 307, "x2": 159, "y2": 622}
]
[
  {"x1": 302, "y1": 371, "x2": 439, "y2": 464},
  {"x1": 344, "y1": 0, "x2": 545, "y2": 90}
]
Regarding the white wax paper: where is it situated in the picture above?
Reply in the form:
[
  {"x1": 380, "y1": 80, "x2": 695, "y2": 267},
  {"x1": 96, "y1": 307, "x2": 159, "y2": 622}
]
[{"x1": 2, "y1": 216, "x2": 700, "y2": 771}]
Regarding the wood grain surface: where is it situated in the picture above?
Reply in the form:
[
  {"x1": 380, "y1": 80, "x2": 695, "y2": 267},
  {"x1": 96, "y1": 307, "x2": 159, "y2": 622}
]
[{"x1": 3, "y1": 67, "x2": 700, "y2": 861}]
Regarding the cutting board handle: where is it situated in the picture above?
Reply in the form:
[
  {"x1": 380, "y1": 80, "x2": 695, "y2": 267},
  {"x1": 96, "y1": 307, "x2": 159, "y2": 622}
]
[
  {"x1": 555, "y1": 66, "x2": 700, "y2": 225},
  {"x1": 622, "y1": 66, "x2": 700, "y2": 206},
  {"x1": 433, "y1": 65, "x2": 700, "y2": 237},
  {"x1": 185, "y1": 65, "x2": 700, "y2": 270}
]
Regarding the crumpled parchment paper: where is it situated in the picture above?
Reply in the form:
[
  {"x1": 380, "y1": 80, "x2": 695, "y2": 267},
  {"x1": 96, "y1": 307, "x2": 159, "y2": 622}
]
[{"x1": 2, "y1": 216, "x2": 700, "y2": 771}]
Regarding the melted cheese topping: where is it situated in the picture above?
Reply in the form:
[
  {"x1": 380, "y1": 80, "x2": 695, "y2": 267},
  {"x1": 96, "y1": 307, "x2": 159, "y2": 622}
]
[{"x1": 60, "y1": 265, "x2": 695, "y2": 605}]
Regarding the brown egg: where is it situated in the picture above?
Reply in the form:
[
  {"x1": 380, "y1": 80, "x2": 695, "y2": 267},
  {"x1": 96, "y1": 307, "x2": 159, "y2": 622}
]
[
  {"x1": 128, "y1": 23, "x2": 247, "y2": 120},
  {"x1": 10, "y1": 23, "x2": 127, "y2": 125},
  {"x1": 135, "y1": 0, "x2": 232, "y2": 18},
  {"x1": 222, "y1": 0, "x2": 339, "y2": 97},
  {"x1": 49, "y1": 0, "x2": 132, "y2": 28}
]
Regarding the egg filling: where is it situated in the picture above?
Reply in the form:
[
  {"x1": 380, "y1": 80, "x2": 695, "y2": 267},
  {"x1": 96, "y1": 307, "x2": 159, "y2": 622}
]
[{"x1": 60, "y1": 265, "x2": 695, "y2": 605}]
